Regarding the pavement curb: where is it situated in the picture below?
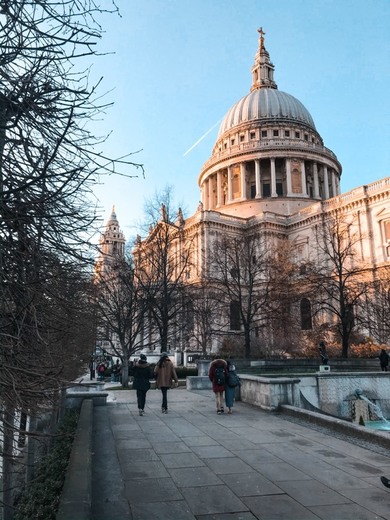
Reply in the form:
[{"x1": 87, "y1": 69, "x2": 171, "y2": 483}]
[{"x1": 56, "y1": 399, "x2": 93, "y2": 520}]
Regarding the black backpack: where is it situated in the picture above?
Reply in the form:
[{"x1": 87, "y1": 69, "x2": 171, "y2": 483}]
[{"x1": 214, "y1": 366, "x2": 226, "y2": 386}]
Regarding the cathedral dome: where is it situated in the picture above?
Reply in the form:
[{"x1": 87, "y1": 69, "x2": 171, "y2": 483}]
[
  {"x1": 198, "y1": 29, "x2": 342, "y2": 215},
  {"x1": 218, "y1": 88, "x2": 316, "y2": 137}
]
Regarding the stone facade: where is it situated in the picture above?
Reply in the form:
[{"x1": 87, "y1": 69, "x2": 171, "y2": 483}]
[{"x1": 103, "y1": 31, "x2": 390, "y2": 357}]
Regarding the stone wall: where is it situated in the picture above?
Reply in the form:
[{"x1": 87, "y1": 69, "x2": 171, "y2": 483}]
[
  {"x1": 316, "y1": 372, "x2": 390, "y2": 419},
  {"x1": 236, "y1": 372, "x2": 390, "y2": 421}
]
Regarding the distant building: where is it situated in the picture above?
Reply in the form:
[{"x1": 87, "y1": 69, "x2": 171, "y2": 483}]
[
  {"x1": 94, "y1": 205, "x2": 125, "y2": 278},
  {"x1": 94, "y1": 206, "x2": 126, "y2": 356}
]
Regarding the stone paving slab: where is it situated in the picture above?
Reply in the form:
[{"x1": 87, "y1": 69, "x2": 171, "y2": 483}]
[{"x1": 92, "y1": 386, "x2": 390, "y2": 520}]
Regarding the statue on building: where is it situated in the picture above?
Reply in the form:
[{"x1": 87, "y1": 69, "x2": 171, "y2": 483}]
[
  {"x1": 161, "y1": 203, "x2": 167, "y2": 222},
  {"x1": 319, "y1": 341, "x2": 329, "y2": 365},
  {"x1": 176, "y1": 207, "x2": 184, "y2": 226}
]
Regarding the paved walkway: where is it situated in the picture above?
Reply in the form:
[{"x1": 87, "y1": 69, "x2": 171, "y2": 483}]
[{"x1": 91, "y1": 386, "x2": 390, "y2": 520}]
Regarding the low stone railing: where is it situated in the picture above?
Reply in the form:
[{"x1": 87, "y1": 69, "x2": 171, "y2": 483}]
[
  {"x1": 65, "y1": 381, "x2": 108, "y2": 409},
  {"x1": 56, "y1": 399, "x2": 93, "y2": 520},
  {"x1": 187, "y1": 369, "x2": 301, "y2": 412},
  {"x1": 239, "y1": 374, "x2": 301, "y2": 411}
]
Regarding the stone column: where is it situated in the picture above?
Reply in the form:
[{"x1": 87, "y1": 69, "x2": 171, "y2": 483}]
[
  {"x1": 240, "y1": 162, "x2": 247, "y2": 200},
  {"x1": 331, "y1": 170, "x2": 337, "y2": 198},
  {"x1": 216, "y1": 171, "x2": 222, "y2": 207},
  {"x1": 323, "y1": 166, "x2": 329, "y2": 199},
  {"x1": 255, "y1": 159, "x2": 261, "y2": 198},
  {"x1": 313, "y1": 162, "x2": 320, "y2": 198},
  {"x1": 336, "y1": 175, "x2": 340, "y2": 195},
  {"x1": 206, "y1": 178, "x2": 211, "y2": 210},
  {"x1": 270, "y1": 158, "x2": 277, "y2": 197},
  {"x1": 201, "y1": 182, "x2": 206, "y2": 207},
  {"x1": 228, "y1": 165, "x2": 233, "y2": 202},
  {"x1": 301, "y1": 160, "x2": 308, "y2": 196},
  {"x1": 286, "y1": 158, "x2": 292, "y2": 196}
]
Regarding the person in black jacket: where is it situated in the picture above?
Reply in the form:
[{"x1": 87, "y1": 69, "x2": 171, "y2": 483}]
[
  {"x1": 379, "y1": 349, "x2": 389, "y2": 372},
  {"x1": 132, "y1": 354, "x2": 152, "y2": 416}
]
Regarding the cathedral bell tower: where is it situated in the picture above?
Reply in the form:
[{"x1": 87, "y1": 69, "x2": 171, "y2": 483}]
[{"x1": 94, "y1": 206, "x2": 125, "y2": 277}]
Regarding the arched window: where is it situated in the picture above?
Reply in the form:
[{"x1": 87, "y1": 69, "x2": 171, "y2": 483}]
[
  {"x1": 230, "y1": 301, "x2": 241, "y2": 331},
  {"x1": 300, "y1": 298, "x2": 312, "y2": 330}
]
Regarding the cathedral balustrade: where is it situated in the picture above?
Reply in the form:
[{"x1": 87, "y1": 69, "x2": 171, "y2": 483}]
[
  {"x1": 201, "y1": 140, "x2": 338, "y2": 174},
  {"x1": 365, "y1": 177, "x2": 390, "y2": 194},
  {"x1": 287, "y1": 201, "x2": 323, "y2": 224}
]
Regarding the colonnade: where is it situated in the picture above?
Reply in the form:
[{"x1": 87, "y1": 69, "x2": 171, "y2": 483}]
[{"x1": 201, "y1": 157, "x2": 340, "y2": 210}]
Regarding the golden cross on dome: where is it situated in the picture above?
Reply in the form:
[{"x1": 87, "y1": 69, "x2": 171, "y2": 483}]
[{"x1": 258, "y1": 27, "x2": 265, "y2": 49}]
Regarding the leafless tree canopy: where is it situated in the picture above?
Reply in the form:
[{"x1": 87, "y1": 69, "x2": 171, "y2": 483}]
[
  {"x1": 209, "y1": 231, "x2": 272, "y2": 359},
  {"x1": 358, "y1": 269, "x2": 390, "y2": 345},
  {"x1": 0, "y1": 2, "x2": 143, "y2": 514},
  {"x1": 94, "y1": 255, "x2": 149, "y2": 387},
  {"x1": 307, "y1": 212, "x2": 370, "y2": 357},
  {"x1": 135, "y1": 186, "x2": 194, "y2": 352}
]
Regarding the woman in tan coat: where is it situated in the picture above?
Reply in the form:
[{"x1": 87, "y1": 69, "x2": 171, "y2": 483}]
[{"x1": 154, "y1": 352, "x2": 178, "y2": 413}]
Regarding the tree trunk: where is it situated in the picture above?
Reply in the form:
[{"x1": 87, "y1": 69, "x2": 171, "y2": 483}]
[
  {"x1": 341, "y1": 332, "x2": 349, "y2": 358},
  {"x1": 244, "y1": 326, "x2": 251, "y2": 359},
  {"x1": 121, "y1": 356, "x2": 129, "y2": 387},
  {"x1": 2, "y1": 403, "x2": 15, "y2": 520}
]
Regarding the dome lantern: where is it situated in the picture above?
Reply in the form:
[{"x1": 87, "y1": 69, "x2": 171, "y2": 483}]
[{"x1": 251, "y1": 27, "x2": 277, "y2": 92}]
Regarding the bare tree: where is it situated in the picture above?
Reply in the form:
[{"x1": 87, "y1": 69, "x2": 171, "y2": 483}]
[
  {"x1": 308, "y1": 211, "x2": 369, "y2": 358},
  {"x1": 185, "y1": 283, "x2": 225, "y2": 357},
  {"x1": 94, "y1": 255, "x2": 150, "y2": 387},
  {"x1": 134, "y1": 187, "x2": 194, "y2": 353},
  {"x1": 266, "y1": 240, "x2": 303, "y2": 354},
  {"x1": 358, "y1": 269, "x2": 390, "y2": 345},
  {"x1": 209, "y1": 231, "x2": 271, "y2": 359},
  {"x1": 0, "y1": 2, "x2": 142, "y2": 515}
]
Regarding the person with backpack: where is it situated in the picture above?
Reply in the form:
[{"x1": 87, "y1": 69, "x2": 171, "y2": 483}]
[
  {"x1": 225, "y1": 360, "x2": 240, "y2": 414},
  {"x1": 208, "y1": 356, "x2": 228, "y2": 414},
  {"x1": 132, "y1": 354, "x2": 152, "y2": 416},
  {"x1": 154, "y1": 352, "x2": 178, "y2": 414}
]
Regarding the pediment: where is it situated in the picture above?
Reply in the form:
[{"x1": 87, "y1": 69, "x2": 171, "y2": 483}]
[
  {"x1": 375, "y1": 207, "x2": 390, "y2": 220},
  {"x1": 291, "y1": 234, "x2": 309, "y2": 245}
]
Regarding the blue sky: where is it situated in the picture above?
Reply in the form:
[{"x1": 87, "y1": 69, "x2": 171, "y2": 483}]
[{"x1": 91, "y1": 0, "x2": 390, "y2": 239}]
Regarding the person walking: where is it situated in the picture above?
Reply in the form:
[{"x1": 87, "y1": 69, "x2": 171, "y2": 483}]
[
  {"x1": 208, "y1": 356, "x2": 228, "y2": 414},
  {"x1": 88, "y1": 356, "x2": 95, "y2": 380},
  {"x1": 132, "y1": 354, "x2": 152, "y2": 416},
  {"x1": 225, "y1": 360, "x2": 240, "y2": 414},
  {"x1": 154, "y1": 352, "x2": 178, "y2": 414},
  {"x1": 379, "y1": 348, "x2": 389, "y2": 372}
]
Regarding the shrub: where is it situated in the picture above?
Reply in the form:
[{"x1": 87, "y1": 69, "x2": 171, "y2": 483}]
[
  {"x1": 14, "y1": 410, "x2": 79, "y2": 520},
  {"x1": 175, "y1": 367, "x2": 197, "y2": 378}
]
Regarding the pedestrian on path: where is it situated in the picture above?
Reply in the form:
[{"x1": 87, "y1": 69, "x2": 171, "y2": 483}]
[
  {"x1": 132, "y1": 354, "x2": 152, "y2": 416},
  {"x1": 225, "y1": 360, "x2": 240, "y2": 414},
  {"x1": 88, "y1": 356, "x2": 95, "y2": 380},
  {"x1": 154, "y1": 352, "x2": 178, "y2": 414},
  {"x1": 379, "y1": 348, "x2": 389, "y2": 372},
  {"x1": 208, "y1": 356, "x2": 228, "y2": 414}
]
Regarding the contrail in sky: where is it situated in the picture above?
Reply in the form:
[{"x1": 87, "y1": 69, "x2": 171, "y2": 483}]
[{"x1": 183, "y1": 119, "x2": 222, "y2": 157}]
